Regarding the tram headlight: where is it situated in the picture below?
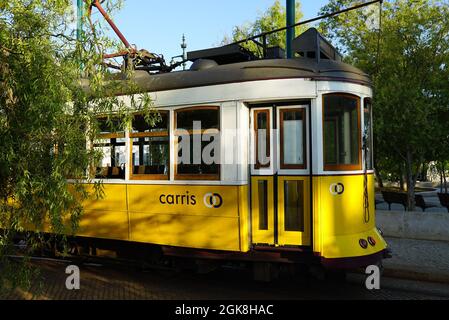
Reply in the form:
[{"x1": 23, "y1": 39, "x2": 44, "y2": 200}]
[
  {"x1": 359, "y1": 239, "x2": 368, "y2": 249},
  {"x1": 367, "y1": 236, "x2": 376, "y2": 247}
]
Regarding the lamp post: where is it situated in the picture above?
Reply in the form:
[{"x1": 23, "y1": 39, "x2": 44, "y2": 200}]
[
  {"x1": 77, "y1": 0, "x2": 84, "y2": 72},
  {"x1": 77, "y1": 0, "x2": 83, "y2": 42},
  {"x1": 286, "y1": 0, "x2": 295, "y2": 59}
]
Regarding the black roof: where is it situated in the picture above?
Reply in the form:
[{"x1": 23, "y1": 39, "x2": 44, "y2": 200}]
[{"x1": 83, "y1": 58, "x2": 370, "y2": 96}]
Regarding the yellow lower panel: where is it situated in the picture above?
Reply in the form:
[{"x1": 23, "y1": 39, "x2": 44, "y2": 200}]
[
  {"x1": 317, "y1": 175, "x2": 375, "y2": 237},
  {"x1": 20, "y1": 183, "x2": 249, "y2": 253},
  {"x1": 315, "y1": 174, "x2": 387, "y2": 259},
  {"x1": 127, "y1": 184, "x2": 246, "y2": 252},
  {"x1": 78, "y1": 209, "x2": 129, "y2": 240},
  {"x1": 82, "y1": 184, "x2": 128, "y2": 212},
  {"x1": 129, "y1": 213, "x2": 240, "y2": 251},
  {"x1": 238, "y1": 185, "x2": 250, "y2": 252},
  {"x1": 322, "y1": 227, "x2": 387, "y2": 259}
]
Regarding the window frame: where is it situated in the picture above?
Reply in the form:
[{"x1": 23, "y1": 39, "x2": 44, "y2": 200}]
[
  {"x1": 174, "y1": 106, "x2": 221, "y2": 181},
  {"x1": 129, "y1": 111, "x2": 170, "y2": 181},
  {"x1": 322, "y1": 93, "x2": 362, "y2": 171},
  {"x1": 254, "y1": 109, "x2": 271, "y2": 169},
  {"x1": 363, "y1": 97, "x2": 374, "y2": 170},
  {"x1": 279, "y1": 107, "x2": 307, "y2": 170}
]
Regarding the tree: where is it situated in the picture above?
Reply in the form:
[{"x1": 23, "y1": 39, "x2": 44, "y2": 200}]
[
  {"x1": 222, "y1": 0, "x2": 306, "y2": 56},
  {"x1": 0, "y1": 0, "x2": 154, "y2": 291},
  {"x1": 319, "y1": 0, "x2": 449, "y2": 210}
]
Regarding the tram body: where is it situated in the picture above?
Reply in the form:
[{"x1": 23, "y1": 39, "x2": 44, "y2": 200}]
[{"x1": 76, "y1": 57, "x2": 388, "y2": 270}]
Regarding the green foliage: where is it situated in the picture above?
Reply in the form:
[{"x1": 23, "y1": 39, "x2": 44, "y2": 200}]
[
  {"x1": 319, "y1": 0, "x2": 449, "y2": 209},
  {"x1": 222, "y1": 0, "x2": 306, "y2": 56},
  {"x1": 0, "y1": 0, "x2": 155, "y2": 290}
]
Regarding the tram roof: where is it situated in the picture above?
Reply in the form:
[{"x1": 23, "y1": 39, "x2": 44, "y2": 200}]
[{"x1": 84, "y1": 58, "x2": 371, "y2": 96}]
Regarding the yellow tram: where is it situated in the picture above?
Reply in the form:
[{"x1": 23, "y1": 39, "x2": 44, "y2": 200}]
[{"x1": 76, "y1": 29, "x2": 389, "y2": 276}]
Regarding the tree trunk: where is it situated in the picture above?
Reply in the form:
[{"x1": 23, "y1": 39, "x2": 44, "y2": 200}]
[
  {"x1": 444, "y1": 163, "x2": 448, "y2": 194},
  {"x1": 374, "y1": 168, "x2": 384, "y2": 188},
  {"x1": 405, "y1": 150, "x2": 416, "y2": 211},
  {"x1": 399, "y1": 162, "x2": 405, "y2": 191},
  {"x1": 399, "y1": 174, "x2": 405, "y2": 191}
]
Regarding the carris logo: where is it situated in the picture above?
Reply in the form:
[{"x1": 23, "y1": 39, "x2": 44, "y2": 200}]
[
  {"x1": 330, "y1": 183, "x2": 345, "y2": 195},
  {"x1": 203, "y1": 193, "x2": 223, "y2": 208}
]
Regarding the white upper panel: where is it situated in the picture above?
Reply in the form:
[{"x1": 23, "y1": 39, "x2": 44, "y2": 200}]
[
  {"x1": 94, "y1": 79, "x2": 374, "y2": 184},
  {"x1": 119, "y1": 78, "x2": 318, "y2": 108}
]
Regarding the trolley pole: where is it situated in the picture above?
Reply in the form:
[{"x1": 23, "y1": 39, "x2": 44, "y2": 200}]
[{"x1": 286, "y1": 0, "x2": 295, "y2": 59}]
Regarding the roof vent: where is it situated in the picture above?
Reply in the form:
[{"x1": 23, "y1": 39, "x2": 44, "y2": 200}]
[
  {"x1": 187, "y1": 44, "x2": 257, "y2": 65},
  {"x1": 266, "y1": 46, "x2": 285, "y2": 59},
  {"x1": 190, "y1": 59, "x2": 219, "y2": 71},
  {"x1": 292, "y1": 28, "x2": 342, "y2": 62}
]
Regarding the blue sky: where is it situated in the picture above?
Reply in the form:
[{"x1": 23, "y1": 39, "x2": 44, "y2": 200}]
[{"x1": 78, "y1": 0, "x2": 329, "y2": 64}]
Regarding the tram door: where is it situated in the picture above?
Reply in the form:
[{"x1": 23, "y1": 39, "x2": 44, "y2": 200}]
[{"x1": 250, "y1": 106, "x2": 310, "y2": 247}]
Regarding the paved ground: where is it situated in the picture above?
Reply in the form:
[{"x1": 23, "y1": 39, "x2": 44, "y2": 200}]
[
  {"x1": 383, "y1": 237, "x2": 449, "y2": 283},
  {"x1": 1, "y1": 259, "x2": 449, "y2": 300},
  {"x1": 375, "y1": 187, "x2": 449, "y2": 282}
]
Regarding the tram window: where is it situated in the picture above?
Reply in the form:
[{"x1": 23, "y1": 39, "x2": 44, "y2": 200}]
[
  {"x1": 130, "y1": 112, "x2": 169, "y2": 180},
  {"x1": 363, "y1": 98, "x2": 373, "y2": 170},
  {"x1": 93, "y1": 118, "x2": 126, "y2": 179},
  {"x1": 132, "y1": 112, "x2": 168, "y2": 134},
  {"x1": 254, "y1": 110, "x2": 271, "y2": 169},
  {"x1": 280, "y1": 109, "x2": 306, "y2": 169},
  {"x1": 284, "y1": 180, "x2": 304, "y2": 232},
  {"x1": 323, "y1": 94, "x2": 361, "y2": 171},
  {"x1": 177, "y1": 108, "x2": 219, "y2": 131},
  {"x1": 98, "y1": 117, "x2": 123, "y2": 134},
  {"x1": 175, "y1": 107, "x2": 220, "y2": 180}
]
